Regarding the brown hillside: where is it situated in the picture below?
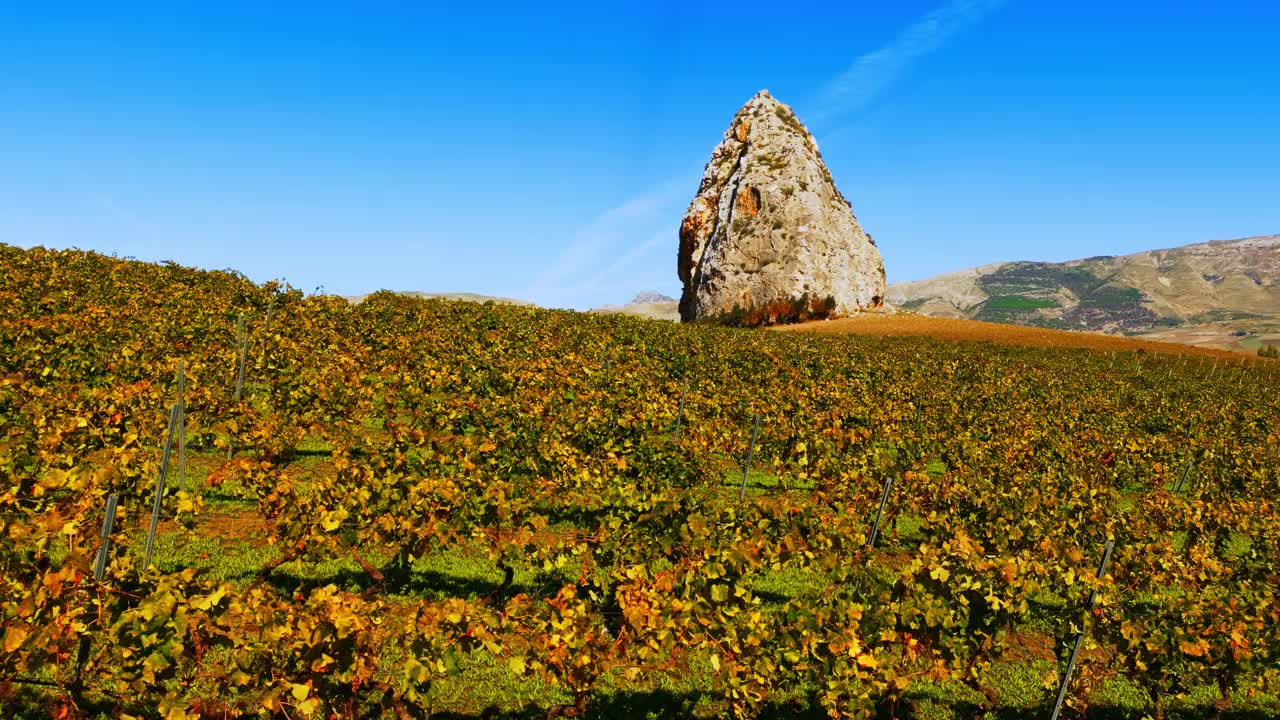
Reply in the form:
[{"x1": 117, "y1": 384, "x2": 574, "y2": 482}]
[{"x1": 778, "y1": 312, "x2": 1264, "y2": 362}]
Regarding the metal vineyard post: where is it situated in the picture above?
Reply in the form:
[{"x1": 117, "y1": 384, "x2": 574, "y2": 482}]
[
  {"x1": 739, "y1": 414, "x2": 761, "y2": 502},
  {"x1": 144, "y1": 403, "x2": 180, "y2": 570},
  {"x1": 672, "y1": 376, "x2": 688, "y2": 440},
  {"x1": 73, "y1": 493, "x2": 120, "y2": 688},
  {"x1": 92, "y1": 495, "x2": 120, "y2": 581},
  {"x1": 1049, "y1": 540, "x2": 1116, "y2": 720},
  {"x1": 177, "y1": 362, "x2": 186, "y2": 492},
  {"x1": 233, "y1": 314, "x2": 247, "y2": 402},
  {"x1": 1174, "y1": 459, "x2": 1195, "y2": 495},
  {"x1": 866, "y1": 475, "x2": 894, "y2": 550},
  {"x1": 229, "y1": 314, "x2": 248, "y2": 458}
]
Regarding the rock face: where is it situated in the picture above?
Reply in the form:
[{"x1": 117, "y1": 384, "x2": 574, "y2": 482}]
[{"x1": 678, "y1": 90, "x2": 885, "y2": 324}]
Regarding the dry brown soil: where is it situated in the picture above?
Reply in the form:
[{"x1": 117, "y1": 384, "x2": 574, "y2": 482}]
[{"x1": 778, "y1": 312, "x2": 1264, "y2": 362}]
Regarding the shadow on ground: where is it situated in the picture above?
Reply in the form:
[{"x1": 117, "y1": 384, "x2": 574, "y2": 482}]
[{"x1": 427, "y1": 690, "x2": 1277, "y2": 720}]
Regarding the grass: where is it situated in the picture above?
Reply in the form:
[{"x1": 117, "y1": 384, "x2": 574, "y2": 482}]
[
  {"x1": 127, "y1": 530, "x2": 272, "y2": 582},
  {"x1": 746, "y1": 565, "x2": 829, "y2": 603}
]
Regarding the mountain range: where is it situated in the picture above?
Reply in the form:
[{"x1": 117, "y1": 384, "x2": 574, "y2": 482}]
[{"x1": 886, "y1": 234, "x2": 1280, "y2": 351}]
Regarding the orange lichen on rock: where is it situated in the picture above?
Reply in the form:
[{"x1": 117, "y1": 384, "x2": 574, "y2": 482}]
[
  {"x1": 678, "y1": 196, "x2": 718, "y2": 283},
  {"x1": 736, "y1": 187, "x2": 761, "y2": 217}
]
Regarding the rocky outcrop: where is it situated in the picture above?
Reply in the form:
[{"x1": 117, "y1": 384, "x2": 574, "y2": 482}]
[{"x1": 678, "y1": 90, "x2": 886, "y2": 325}]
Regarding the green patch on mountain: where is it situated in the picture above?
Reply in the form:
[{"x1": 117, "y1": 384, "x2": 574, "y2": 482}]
[
  {"x1": 976, "y1": 295, "x2": 1061, "y2": 323},
  {"x1": 986, "y1": 296, "x2": 1059, "y2": 310},
  {"x1": 1187, "y1": 309, "x2": 1270, "y2": 323},
  {"x1": 973, "y1": 263, "x2": 1154, "y2": 330},
  {"x1": 978, "y1": 262, "x2": 1101, "y2": 298},
  {"x1": 1082, "y1": 284, "x2": 1142, "y2": 307}
]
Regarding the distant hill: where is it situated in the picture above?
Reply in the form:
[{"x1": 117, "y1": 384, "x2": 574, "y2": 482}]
[
  {"x1": 630, "y1": 291, "x2": 676, "y2": 304},
  {"x1": 590, "y1": 291, "x2": 679, "y2": 322},
  {"x1": 887, "y1": 234, "x2": 1280, "y2": 352},
  {"x1": 344, "y1": 291, "x2": 535, "y2": 306}
]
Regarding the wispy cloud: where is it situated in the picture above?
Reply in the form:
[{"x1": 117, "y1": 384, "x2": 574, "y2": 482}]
[
  {"x1": 532, "y1": 1, "x2": 1006, "y2": 309},
  {"x1": 548, "y1": 228, "x2": 673, "y2": 305},
  {"x1": 815, "y1": 0, "x2": 1007, "y2": 122},
  {"x1": 523, "y1": 176, "x2": 693, "y2": 308}
]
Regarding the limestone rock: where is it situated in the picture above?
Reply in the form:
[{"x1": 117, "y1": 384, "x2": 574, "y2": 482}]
[{"x1": 678, "y1": 90, "x2": 886, "y2": 324}]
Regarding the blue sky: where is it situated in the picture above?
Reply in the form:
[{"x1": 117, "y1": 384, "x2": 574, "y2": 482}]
[{"x1": 2, "y1": 1, "x2": 1277, "y2": 309}]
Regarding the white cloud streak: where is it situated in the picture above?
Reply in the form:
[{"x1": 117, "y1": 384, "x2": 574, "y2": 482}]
[
  {"x1": 551, "y1": 228, "x2": 673, "y2": 304},
  {"x1": 815, "y1": 0, "x2": 1007, "y2": 122},
  {"x1": 523, "y1": 176, "x2": 692, "y2": 308}
]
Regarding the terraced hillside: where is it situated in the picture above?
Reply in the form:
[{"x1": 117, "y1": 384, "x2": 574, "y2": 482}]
[{"x1": 887, "y1": 235, "x2": 1280, "y2": 350}]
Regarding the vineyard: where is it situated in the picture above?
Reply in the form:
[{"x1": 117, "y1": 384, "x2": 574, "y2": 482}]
[{"x1": 2, "y1": 243, "x2": 1279, "y2": 719}]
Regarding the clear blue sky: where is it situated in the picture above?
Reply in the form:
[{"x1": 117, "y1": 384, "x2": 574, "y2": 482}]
[{"x1": 3, "y1": 1, "x2": 1277, "y2": 308}]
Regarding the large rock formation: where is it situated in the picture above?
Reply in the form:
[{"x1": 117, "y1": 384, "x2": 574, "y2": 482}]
[{"x1": 678, "y1": 90, "x2": 885, "y2": 324}]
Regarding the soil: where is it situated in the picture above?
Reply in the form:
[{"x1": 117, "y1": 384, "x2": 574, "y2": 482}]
[{"x1": 779, "y1": 312, "x2": 1267, "y2": 362}]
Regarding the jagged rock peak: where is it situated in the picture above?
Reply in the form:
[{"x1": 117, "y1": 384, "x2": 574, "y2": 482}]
[
  {"x1": 678, "y1": 90, "x2": 886, "y2": 326},
  {"x1": 631, "y1": 290, "x2": 676, "y2": 304}
]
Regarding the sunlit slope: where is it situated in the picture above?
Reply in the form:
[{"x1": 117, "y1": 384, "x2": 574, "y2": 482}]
[
  {"x1": 781, "y1": 312, "x2": 1260, "y2": 360},
  {"x1": 887, "y1": 234, "x2": 1280, "y2": 342}
]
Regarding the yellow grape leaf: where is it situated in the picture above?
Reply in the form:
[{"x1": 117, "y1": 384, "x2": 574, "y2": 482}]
[
  {"x1": 929, "y1": 567, "x2": 950, "y2": 582},
  {"x1": 290, "y1": 683, "x2": 310, "y2": 701},
  {"x1": 709, "y1": 654, "x2": 721, "y2": 672},
  {"x1": 176, "y1": 492, "x2": 198, "y2": 515},
  {"x1": 1179, "y1": 638, "x2": 1209, "y2": 657},
  {"x1": 857, "y1": 653, "x2": 878, "y2": 669},
  {"x1": 321, "y1": 508, "x2": 348, "y2": 532},
  {"x1": 297, "y1": 697, "x2": 320, "y2": 716},
  {"x1": 191, "y1": 586, "x2": 227, "y2": 611},
  {"x1": 3, "y1": 623, "x2": 30, "y2": 652}
]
